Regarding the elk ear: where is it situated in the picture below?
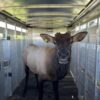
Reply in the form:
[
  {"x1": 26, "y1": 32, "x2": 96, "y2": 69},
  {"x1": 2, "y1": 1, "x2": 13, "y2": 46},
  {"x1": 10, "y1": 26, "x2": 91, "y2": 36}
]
[
  {"x1": 40, "y1": 34, "x2": 55, "y2": 43},
  {"x1": 71, "y1": 31, "x2": 87, "y2": 43}
]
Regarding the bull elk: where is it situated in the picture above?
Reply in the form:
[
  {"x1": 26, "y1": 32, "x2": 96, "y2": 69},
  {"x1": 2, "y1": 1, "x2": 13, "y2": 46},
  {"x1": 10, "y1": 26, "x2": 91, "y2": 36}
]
[{"x1": 23, "y1": 31, "x2": 87, "y2": 100}]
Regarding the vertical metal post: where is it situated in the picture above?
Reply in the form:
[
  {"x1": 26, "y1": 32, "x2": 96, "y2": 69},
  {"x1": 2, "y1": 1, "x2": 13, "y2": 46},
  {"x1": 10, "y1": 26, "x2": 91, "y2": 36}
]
[
  {"x1": 94, "y1": 17, "x2": 99, "y2": 100},
  {"x1": 26, "y1": 29, "x2": 28, "y2": 46},
  {"x1": 21, "y1": 26, "x2": 23, "y2": 53},
  {"x1": 20, "y1": 27, "x2": 24, "y2": 79},
  {"x1": 84, "y1": 22, "x2": 89, "y2": 100},
  {"x1": 14, "y1": 24, "x2": 17, "y2": 39},
  {"x1": 21, "y1": 27, "x2": 23, "y2": 38},
  {"x1": 4, "y1": 19, "x2": 8, "y2": 39}
]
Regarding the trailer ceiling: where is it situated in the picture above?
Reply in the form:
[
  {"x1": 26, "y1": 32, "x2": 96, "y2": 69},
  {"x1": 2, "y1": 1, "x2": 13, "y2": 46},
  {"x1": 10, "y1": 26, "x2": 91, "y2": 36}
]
[{"x1": 0, "y1": 0, "x2": 95, "y2": 29}]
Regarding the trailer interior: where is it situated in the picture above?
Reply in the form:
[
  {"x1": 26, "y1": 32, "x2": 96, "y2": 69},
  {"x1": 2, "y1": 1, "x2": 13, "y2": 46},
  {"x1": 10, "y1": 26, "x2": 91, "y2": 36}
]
[{"x1": 0, "y1": 0, "x2": 100, "y2": 100}]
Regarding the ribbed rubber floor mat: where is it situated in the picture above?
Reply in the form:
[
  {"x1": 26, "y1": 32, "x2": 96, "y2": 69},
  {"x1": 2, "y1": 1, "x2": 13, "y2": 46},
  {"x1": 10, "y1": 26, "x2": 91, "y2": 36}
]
[{"x1": 7, "y1": 73, "x2": 79, "y2": 100}]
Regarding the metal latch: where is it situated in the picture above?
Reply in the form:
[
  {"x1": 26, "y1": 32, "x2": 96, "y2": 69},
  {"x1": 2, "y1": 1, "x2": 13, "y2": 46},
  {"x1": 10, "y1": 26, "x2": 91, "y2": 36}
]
[
  {"x1": 2, "y1": 60, "x2": 10, "y2": 67},
  {"x1": 8, "y1": 72, "x2": 12, "y2": 77}
]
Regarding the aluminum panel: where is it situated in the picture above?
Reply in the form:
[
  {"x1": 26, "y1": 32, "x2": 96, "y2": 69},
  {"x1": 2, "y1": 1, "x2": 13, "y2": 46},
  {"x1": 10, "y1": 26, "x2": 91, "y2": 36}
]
[
  {"x1": 84, "y1": 26, "x2": 97, "y2": 100},
  {"x1": 0, "y1": 40, "x2": 5, "y2": 100},
  {"x1": 16, "y1": 40, "x2": 25, "y2": 86},
  {"x1": 94, "y1": 20, "x2": 100, "y2": 100},
  {"x1": 85, "y1": 26, "x2": 97, "y2": 81},
  {"x1": 10, "y1": 40, "x2": 18, "y2": 92},
  {"x1": 95, "y1": 87, "x2": 100, "y2": 100},
  {"x1": 78, "y1": 43, "x2": 86, "y2": 71},
  {"x1": 78, "y1": 81, "x2": 85, "y2": 100},
  {"x1": 85, "y1": 76, "x2": 95, "y2": 100},
  {"x1": 2, "y1": 40, "x2": 12, "y2": 99},
  {"x1": 95, "y1": 45, "x2": 100, "y2": 83},
  {"x1": 85, "y1": 92, "x2": 94, "y2": 100},
  {"x1": 86, "y1": 43, "x2": 96, "y2": 79},
  {"x1": 70, "y1": 42, "x2": 79, "y2": 85}
]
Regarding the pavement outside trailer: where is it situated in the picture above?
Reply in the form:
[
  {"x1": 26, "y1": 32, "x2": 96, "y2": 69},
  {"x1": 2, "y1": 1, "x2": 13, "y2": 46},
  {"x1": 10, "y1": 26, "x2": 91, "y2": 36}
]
[{"x1": 7, "y1": 72, "x2": 79, "y2": 100}]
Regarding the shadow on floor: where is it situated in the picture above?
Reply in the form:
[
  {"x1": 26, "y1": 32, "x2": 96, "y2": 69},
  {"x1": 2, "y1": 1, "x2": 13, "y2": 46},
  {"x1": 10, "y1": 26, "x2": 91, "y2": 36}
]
[{"x1": 7, "y1": 73, "x2": 79, "y2": 100}]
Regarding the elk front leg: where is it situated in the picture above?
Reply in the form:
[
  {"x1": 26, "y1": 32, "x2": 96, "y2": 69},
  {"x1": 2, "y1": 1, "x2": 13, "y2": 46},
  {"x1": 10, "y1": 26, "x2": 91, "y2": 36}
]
[
  {"x1": 35, "y1": 74, "x2": 39, "y2": 89},
  {"x1": 38, "y1": 80, "x2": 45, "y2": 100},
  {"x1": 23, "y1": 65, "x2": 29, "y2": 96},
  {"x1": 52, "y1": 81, "x2": 59, "y2": 100}
]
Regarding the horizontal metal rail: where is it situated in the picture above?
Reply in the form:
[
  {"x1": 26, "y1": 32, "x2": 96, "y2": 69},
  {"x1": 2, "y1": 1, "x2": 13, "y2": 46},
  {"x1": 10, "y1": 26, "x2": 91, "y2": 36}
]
[
  {"x1": 13, "y1": 12, "x2": 77, "y2": 16},
  {"x1": 0, "y1": 4, "x2": 85, "y2": 9}
]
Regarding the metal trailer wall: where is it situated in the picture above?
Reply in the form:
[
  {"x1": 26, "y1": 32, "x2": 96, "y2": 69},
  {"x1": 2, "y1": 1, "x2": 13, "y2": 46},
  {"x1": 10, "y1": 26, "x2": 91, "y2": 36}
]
[
  {"x1": 10, "y1": 30, "x2": 33, "y2": 94},
  {"x1": 0, "y1": 21, "x2": 29, "y2": 100},
  {"x1": 70, "y1": 31, "x2": 88, "y2": 100},
  {"x1": 0, "y1": 39, "x2": 13, "y2": 100},
  {"x1": 95, "y1": 18, "x2": 100, "y2": 100},
  {"x1": 0, "y1": 25, "x2": 12, "y2": 100},
  {"x1": 0, "y1": 40, "x2": 5, "y2": 100},
  {"x1": 70, "y1": 17, "x2": 100, "y2": 100},
  {"x1": 9, "y1": 30, "x2": 32, "y2": 94},
  {"x1": 85, "y1": 20, "x2": 97, "y2": 100},
  {"x1": 70, "y1": 42, "x2": 79, "y2": 83}
]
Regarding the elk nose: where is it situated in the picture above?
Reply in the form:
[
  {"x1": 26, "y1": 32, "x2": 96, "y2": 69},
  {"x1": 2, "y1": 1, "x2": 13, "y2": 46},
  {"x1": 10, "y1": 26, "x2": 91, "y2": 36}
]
[{"x1": 61, "y1": 53, "x2": 67, "y2": 58}]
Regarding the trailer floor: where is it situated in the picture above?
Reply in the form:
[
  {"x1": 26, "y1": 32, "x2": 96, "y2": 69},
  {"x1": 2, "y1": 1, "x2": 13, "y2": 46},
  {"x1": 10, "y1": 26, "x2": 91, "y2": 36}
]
[{"x1": 7, "y1": 73, "x2": 79, "y2": 100}]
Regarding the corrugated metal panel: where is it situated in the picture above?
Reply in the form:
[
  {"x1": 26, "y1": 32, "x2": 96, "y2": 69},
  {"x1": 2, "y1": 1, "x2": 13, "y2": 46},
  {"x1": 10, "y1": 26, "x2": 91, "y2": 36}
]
[
  {"x1": 85, "y1": 75, "x2": 95, "y2": 100},
  {"x1": 70, "y1": 18, "x2": 100, "y2": 100},
  {"x1": 0, "y1": 40, "x2": 5, "y2": 100},
  {"x1": 0, "y1": 40, "x2": 12, "y2": 100},
  {"x1": 3, "y1": 40, "x2": 12, "y2": 98},
  {"x1": 85, "y1": 24, "x2": 97, "y2": 100},
  {"x1": 95, "y1": 18, "x2": 100, "y2": 100},
  {"x1": 10, "y1": 39, "x2": 26, "y2": 92}
]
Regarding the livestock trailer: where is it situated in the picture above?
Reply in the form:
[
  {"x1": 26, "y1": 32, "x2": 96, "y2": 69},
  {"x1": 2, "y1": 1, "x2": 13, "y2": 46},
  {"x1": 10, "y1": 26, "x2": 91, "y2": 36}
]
[{"x1": 0, "y1": 0, "x2": 100, "y2": 100}]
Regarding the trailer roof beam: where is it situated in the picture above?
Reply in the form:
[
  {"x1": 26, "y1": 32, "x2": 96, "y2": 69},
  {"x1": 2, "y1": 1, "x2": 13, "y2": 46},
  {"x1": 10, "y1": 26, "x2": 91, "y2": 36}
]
[{"x1": 0, "y1": 4, "x2": 85, "y2": 9}]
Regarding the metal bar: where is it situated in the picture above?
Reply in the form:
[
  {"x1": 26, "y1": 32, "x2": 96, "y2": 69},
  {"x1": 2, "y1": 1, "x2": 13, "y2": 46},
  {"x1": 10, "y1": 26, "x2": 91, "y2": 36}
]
[
  {"x1": 0, "y1": 11, "x2": 26, "y2": 26},
  {"x1": 26, "y1": 19, "x2": 71, "y2": 23},
  {"x1": 27, "y1": 20, "x2": 70, "y2": 23},
  {"x1": 74, "y1": 0, "x2": 100, "y2": 23},
  {"x1": 29, "y1": 25, "x2": 67, "y2": 29},
  {"x1": 0, "y1": 4, "x2": 85, "y2": 9},
  {"x1": 14, "y1": 24, "x2": 16, "y2": 39},
  {"x1": 4, "y1": 20, "x2": 8, "y2": 39},
  {"x1": 84, "y1": 22, "x2": 89, "y2": 100},
  {"x1": 26, "y1": 17, "x2": 74, "y2": 21},
  {"x1": 14, "y1": 12, "x2": 77, "y2": 16},
  {"x1": 94, "y1": 17, "x2": 100, "y2": 99}
]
